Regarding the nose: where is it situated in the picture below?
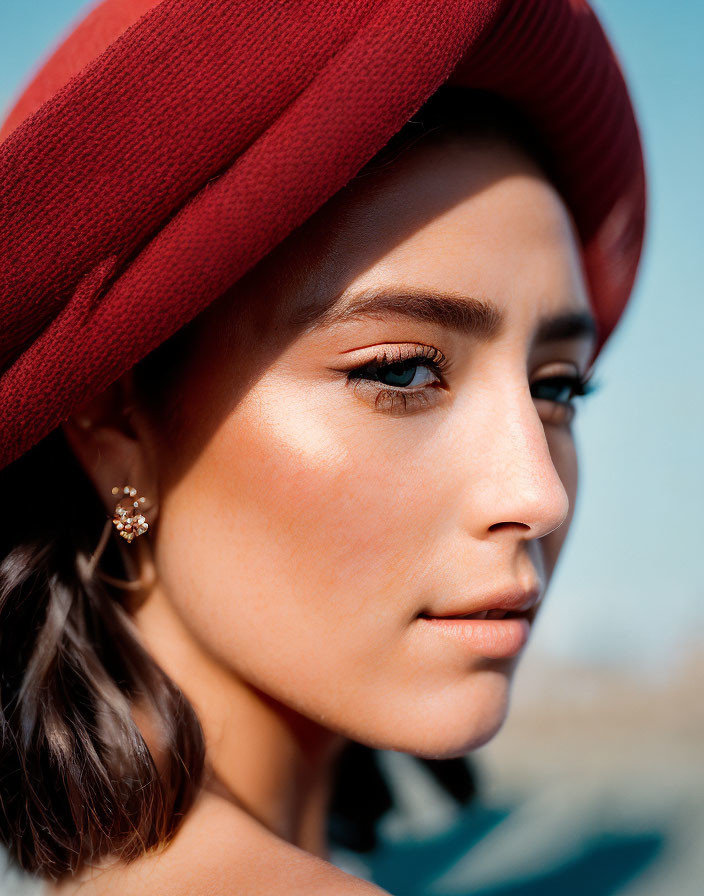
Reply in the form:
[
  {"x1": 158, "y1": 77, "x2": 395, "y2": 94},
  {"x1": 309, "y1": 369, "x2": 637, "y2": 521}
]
[{"x1": 457, "y1": 377, "x2": 570, "y2": 542}]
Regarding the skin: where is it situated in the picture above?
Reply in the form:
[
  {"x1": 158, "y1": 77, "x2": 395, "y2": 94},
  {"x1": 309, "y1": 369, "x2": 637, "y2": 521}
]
[{"x1": 56, "y1": 128, "x2": 597, "y2": 895}]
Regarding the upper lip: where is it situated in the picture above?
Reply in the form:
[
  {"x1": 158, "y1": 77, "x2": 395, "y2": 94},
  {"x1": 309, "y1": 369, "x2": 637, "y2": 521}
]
[{"x1": 419, "y1": 584, "x2": 542, "y2": 620}]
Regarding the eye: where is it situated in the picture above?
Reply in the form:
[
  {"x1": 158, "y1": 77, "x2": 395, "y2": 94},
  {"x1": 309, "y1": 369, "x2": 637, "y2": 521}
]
[
  {"x1": 355, "y1": 356, "x2": 443, "y2": 389},
  {"x1": 345, "y1": 344, "x2": 450, "y2": 414},
  {"x1": 531, "y1": 372, "x2": 599, "y2": 423},
  {"x1": 531, "y1": 373, "x2": 595, "y2": 403}
]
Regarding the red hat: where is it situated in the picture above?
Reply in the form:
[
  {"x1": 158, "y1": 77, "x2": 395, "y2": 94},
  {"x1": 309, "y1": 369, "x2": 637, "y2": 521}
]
[{"x1": 0, "y1": 0, "x2": 646, "y2": 472}]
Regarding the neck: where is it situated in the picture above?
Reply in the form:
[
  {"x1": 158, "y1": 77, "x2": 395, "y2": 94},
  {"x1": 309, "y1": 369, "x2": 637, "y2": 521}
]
[{"x1": 129, "y1": 580, "x2": 346, "y2": 859}]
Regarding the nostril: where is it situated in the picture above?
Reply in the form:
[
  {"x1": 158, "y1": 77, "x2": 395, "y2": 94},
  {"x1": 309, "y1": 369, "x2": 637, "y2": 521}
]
[{"x1": 488, "y1": 521, "x2": 531, "y2": 532}]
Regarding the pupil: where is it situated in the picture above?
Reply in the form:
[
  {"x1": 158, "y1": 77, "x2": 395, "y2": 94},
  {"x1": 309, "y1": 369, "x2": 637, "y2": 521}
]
[
  {"x1": 383, "y1": 362, "x2": 416, "y2": 387},
  {"x1": 535, "y1": 378, "x2": 571, "y2": 403}
]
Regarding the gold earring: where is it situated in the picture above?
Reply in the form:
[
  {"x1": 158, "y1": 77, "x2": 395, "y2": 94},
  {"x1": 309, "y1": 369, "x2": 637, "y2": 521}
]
[{"x1": 111, "y1": 485, "x2": 149, "y2": 542}]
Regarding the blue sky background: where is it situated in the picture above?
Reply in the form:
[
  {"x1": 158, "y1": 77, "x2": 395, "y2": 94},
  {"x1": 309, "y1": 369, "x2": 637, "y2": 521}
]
[{"x1": 2, "y1": 1, "x2": 702, "y2": 675}]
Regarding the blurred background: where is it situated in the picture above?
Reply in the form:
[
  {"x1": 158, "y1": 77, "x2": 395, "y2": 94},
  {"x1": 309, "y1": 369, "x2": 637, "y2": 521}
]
[{"x1": 1, "y1": 1, "x2": 702, "y2": 894}]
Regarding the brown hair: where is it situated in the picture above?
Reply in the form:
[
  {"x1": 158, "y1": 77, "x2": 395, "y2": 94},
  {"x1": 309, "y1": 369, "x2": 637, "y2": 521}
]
[{"x1": 0, "y1": 87, "x2": 553, "y2": 882}]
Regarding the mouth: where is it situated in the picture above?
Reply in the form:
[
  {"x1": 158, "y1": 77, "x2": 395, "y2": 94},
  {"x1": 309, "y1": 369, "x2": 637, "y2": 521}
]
[
  {"x1": 418, "y1": 608, "x2": 531, "y2": 621},
  {"x1": 415, "y1": 598, "x2": 541, "y2": 659}
]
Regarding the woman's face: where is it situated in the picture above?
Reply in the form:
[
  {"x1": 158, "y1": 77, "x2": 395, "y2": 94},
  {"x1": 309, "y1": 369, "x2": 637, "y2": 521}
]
[{"x1": 137, "y1": 131, "x2": 597, "y2": 757}]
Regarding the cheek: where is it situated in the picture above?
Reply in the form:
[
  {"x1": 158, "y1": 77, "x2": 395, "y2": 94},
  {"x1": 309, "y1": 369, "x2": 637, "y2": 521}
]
[{"x1": 152, "y1": 378, "x2": 441, "y2": 702}]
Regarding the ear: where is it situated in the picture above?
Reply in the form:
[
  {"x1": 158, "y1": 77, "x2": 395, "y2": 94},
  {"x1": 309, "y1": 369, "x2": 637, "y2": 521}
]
[{"x1": 61, "y1": 368, "x2": 160, "y2": 526}]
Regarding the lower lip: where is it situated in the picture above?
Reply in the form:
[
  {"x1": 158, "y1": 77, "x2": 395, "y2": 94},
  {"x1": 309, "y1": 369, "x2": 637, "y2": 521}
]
[{"x1": 416, "y1": 615, "x2": 531, "y2": 659}]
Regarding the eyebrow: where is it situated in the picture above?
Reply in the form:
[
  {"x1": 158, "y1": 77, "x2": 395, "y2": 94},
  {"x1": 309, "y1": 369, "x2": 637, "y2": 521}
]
[{"x1": 296, "y1": 286, "x2": 599, "y2": 348}]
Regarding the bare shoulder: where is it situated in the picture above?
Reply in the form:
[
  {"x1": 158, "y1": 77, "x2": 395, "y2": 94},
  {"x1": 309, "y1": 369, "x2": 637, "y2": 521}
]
[{"x1": 47, "y1": 790, "x2": 390, "y2": 896}]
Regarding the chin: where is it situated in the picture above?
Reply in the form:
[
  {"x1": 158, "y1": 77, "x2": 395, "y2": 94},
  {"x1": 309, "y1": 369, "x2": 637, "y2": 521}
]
[
  {"x1": 408, "y1": 706, "x2": 510, "y2": 760},
  {"x1": 362, "y1": 667, "x2": 516, "y2": 760}
]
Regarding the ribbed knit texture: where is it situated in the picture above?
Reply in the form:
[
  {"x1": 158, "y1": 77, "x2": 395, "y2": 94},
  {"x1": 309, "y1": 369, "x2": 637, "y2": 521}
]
[{"x1": 0, "y1": 0, "x2": 646, "y2": 471}]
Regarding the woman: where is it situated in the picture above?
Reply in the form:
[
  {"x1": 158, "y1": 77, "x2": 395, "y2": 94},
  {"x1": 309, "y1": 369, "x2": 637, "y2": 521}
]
[{"x1": 0, "y1": 0, "x2": 646, "y2": 893}]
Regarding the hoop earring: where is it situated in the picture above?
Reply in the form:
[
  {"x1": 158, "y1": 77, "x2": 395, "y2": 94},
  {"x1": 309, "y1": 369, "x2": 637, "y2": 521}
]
[{"x1": 111, "y1": 485, "x2": 149, "y2": 542}]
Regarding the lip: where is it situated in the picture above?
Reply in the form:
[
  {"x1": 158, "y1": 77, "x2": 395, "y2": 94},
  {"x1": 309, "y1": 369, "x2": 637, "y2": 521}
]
[
  {"x1": 416, "y1": 584, "x2": 542, "y2": 659},
  {"x1": 420, "y1": 584, "x2": 542, "y2": 621},
  {"x1": 416, "y1": 615, "x2": 532, "y2": 658}
]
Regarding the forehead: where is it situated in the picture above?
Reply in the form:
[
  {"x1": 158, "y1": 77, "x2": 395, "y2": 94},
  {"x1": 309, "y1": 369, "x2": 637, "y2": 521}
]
[{"x1": 335, "y1": 147, "x2": 588, "y2": 317}]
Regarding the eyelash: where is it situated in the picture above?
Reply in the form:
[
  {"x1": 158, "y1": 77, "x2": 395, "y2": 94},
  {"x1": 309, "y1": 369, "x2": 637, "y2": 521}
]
[{"x1": 345, "y1": 344, "x2": 599, "y2": 418}]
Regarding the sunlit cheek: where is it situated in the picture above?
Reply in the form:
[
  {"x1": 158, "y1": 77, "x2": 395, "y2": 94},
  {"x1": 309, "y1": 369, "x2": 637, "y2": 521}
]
[{"x1": 164, "y1": 377, "x2": 443, "y2": 635}]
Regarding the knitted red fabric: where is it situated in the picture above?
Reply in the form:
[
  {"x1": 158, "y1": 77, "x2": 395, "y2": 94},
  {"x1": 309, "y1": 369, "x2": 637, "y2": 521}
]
[{"x1": 0, "y1": 0, "x2": 646, "y2": 472}]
